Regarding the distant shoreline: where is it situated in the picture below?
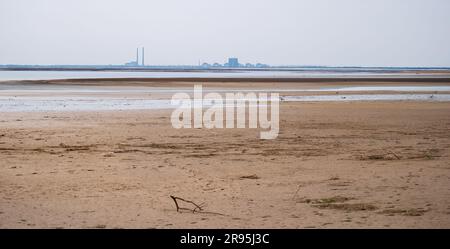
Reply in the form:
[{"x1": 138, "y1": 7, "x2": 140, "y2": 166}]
[
  {"x1": 5, "y1": 77, "x2": 450, "y2": 85},
  {"x1": 1, "y1": 66, "x2": 450, "y2": 73},
  {"x1": 2, "y1": 67, "x2": 450, "y2": 83}
]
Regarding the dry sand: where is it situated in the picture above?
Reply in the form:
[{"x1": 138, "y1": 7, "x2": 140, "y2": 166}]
[{"x1": 1, "y1": 79, "x2": 450, "y2": 228}]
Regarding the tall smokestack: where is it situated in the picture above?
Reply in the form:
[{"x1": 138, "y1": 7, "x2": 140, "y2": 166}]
[
  {"x1": 136, "y1": 48, "x2": 139, "y2": 66},
  {"x1": 142, "y1": 47, "x2": 145, "y2": 66}
]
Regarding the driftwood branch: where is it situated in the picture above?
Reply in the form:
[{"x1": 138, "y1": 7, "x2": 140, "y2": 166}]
[
  {"x1": 386, "y1": 151, "x2": 401, "y2": 160},
  {"x1": 170, "y1": 195, "x2": 204, "y2": 213},
  {"x1": 170, "y1": 195, "x2": 228, "y2": 216},
  {"x1": 292, "y1": 184, "x2": 302, "y2": 200}
]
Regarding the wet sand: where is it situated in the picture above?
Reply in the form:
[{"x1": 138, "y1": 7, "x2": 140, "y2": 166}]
[{"x1": 1, "y1": 79, "x2": 450, "y2": 228}]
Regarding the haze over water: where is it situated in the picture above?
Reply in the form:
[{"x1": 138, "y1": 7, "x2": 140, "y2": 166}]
[{"x1": 1, "y1": 0, "x2": 450, "y2": 67}]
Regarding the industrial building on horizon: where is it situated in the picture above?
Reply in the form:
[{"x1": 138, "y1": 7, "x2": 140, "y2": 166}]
[
  {"x1": 201, "y1": 57, "x2": 269, "y2": 69},
  {"x1": 125, "y1": 47, "x2": 145, "y2": 67},
  {"x1": 124, "y1": 48, "x2": 268, "y2": 68}
]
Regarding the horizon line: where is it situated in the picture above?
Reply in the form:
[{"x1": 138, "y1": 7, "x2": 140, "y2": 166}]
[{"x1": 1, "y1": 64, "x2": 450, "y2": 70}]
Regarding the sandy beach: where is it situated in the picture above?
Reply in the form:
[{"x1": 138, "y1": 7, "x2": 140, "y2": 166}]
[{"x1": 1, "y1": 79, "x2": 450, "y2": 228}]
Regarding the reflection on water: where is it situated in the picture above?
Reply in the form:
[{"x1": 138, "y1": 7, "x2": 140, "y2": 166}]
[
  {"x1": 0, "y1": 70, "x2": 296, "y2": 81},
  {"x1": 322, "y1": 86, "x2": 450, "y2": 92},
  {"x1": 1, "y1": 85, "x2": 450, "y2": 93},
  {"x1": 284, "y1": 94, "x2": 450, "y2": 102},
  {"x1": 1, "y1": 70, "x2": 450, "y2": 81},
  {"x1": 0, "y1": 97, "x2": 173, "y2": 112},
  {"x1": 1, "y1": 94, "x2": 449, "y2": 112}
]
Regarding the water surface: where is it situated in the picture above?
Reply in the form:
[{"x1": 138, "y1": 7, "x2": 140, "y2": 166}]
[
  {"x1": 1, "y1": 94, "x2": 449, "y2": 112},
  {"x1": 1, "y1": 70, "x2": 450, "y2": 81}
]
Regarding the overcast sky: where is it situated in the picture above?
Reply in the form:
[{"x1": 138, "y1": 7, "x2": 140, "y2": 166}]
[{"x1": 1, "y1": 0, "x2": 449, "y2": 67}]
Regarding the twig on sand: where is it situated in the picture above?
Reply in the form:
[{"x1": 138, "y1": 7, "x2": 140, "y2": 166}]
[
  {"x1": 292, "y1": 184, "x2": 302, "y2": 200},
  {"x1": 170, "y1": 195, "x2": 226, "y2": 216},
  {"x1": 386, "y1": 151, "x2": 401, "y2": 160},
  {"x1": 170, "y1": 195, "x2": 204, "y2": 213}
]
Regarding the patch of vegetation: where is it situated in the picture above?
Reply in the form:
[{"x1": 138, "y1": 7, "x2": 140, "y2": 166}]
[
  {"x1": 314, "y1": 203, "x2": 378, "y2": 211},
  {"x1": 298, "y1": 196, "x2": 352, "y2": 204},
  {"x1": 312, "y1": 196, "x2": 353, "y2": 204},
  {"x1": 239, "y1": 174, "x2": 260, "y2": 180},
  {"x1": 298, "y1": 196, "x2": 377, "y2": 212},
  {"x1": 378, "y1": 208, "x2": 428, "y2": 216},
  {"x1": 359, "y1": 152, "x2": 400, "y2": 161}
]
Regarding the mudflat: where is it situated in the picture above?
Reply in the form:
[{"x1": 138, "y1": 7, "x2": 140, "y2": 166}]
[{"x1": 0, "y1": 80, "x2": 450, "y2": 228}]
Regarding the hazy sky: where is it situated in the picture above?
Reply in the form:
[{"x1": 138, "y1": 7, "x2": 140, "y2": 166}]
[{"x1": 1, "y1": 0, "x2": 449, "y2": 66}]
